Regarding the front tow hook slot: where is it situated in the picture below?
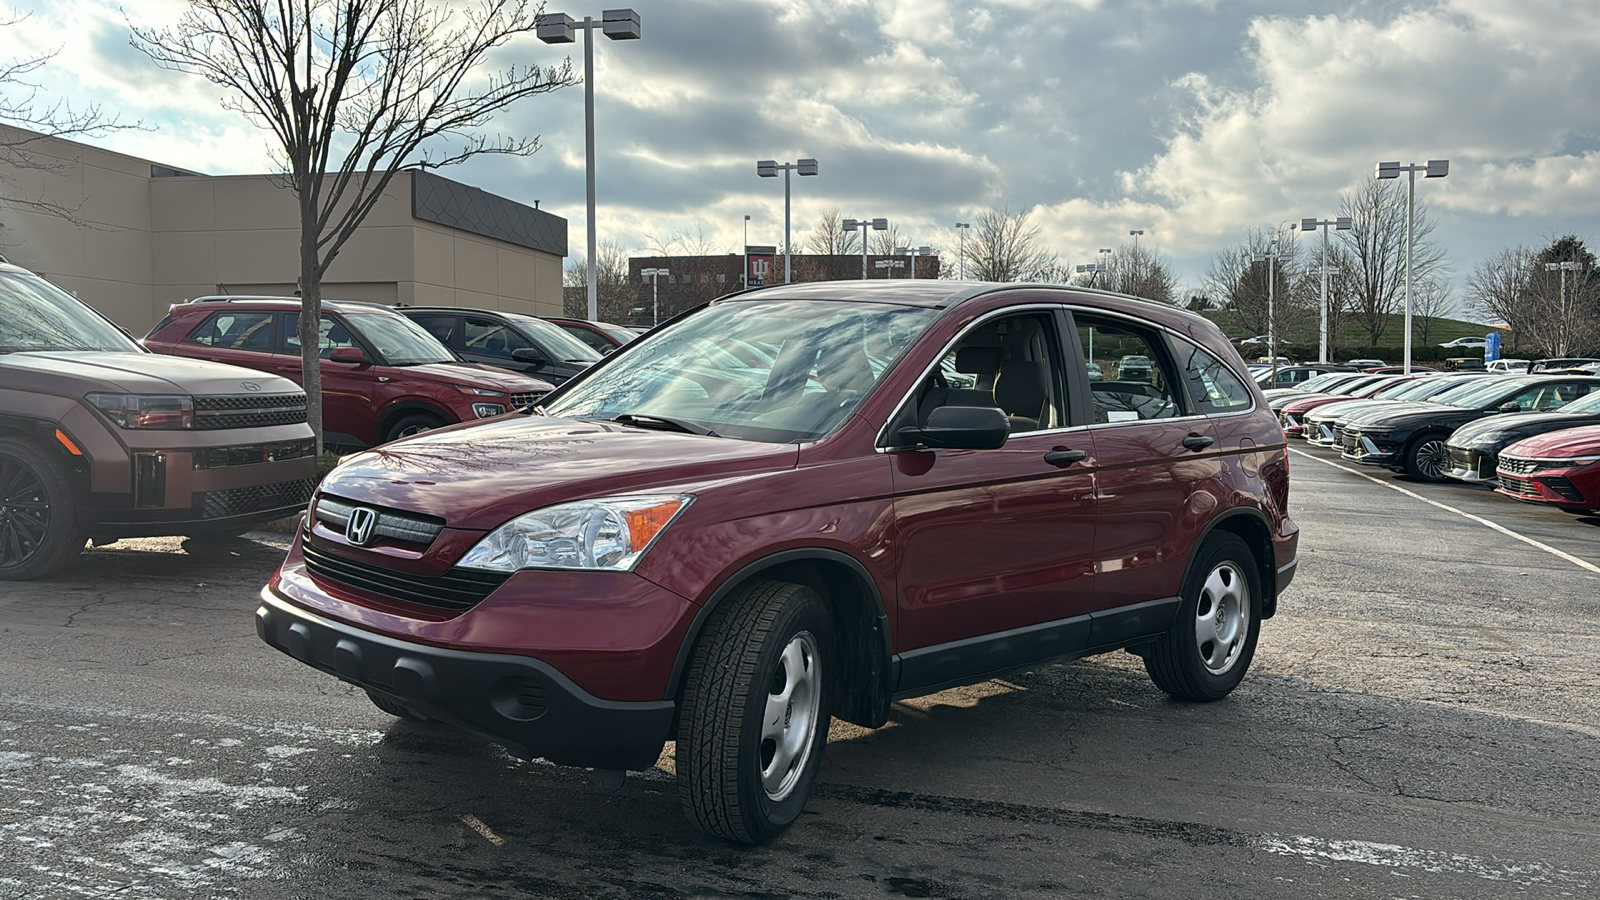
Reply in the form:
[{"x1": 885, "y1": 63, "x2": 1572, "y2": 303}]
[
  {"x1": 333, "y1": 639, "x2": 364, "y2": 680},
  {"x1": 392, "y1": 657, "x2": 438, "y2": 699},
  {"x1": 285, "y1": 622, "x2": 313, "y2": 662}
]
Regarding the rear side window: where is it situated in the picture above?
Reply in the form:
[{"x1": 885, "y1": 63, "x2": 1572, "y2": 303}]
[
  {"x1": 188, "y1": 311, "x2": 275, "y2": 353},
  {"x1": 558, "y1": 323, "x2": 615, "y2": 353},
  {"x1": 1076, "y1": 316, "x2": 1183, "y2": 422},
  {"x1": 1178, "y1": 343, "x2": 1253, "y2": 414},
  {"x1": 409, "y1": 315, "x2": 457, "y2": 345}
]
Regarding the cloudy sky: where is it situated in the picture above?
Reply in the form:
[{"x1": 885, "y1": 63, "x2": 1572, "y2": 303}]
[{"x1": 6, "y1": 0, "x2": 1600, "y2": 311}]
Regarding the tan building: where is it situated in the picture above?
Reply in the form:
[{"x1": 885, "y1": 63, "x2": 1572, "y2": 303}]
[{"x1": 0, "y1": 125, "x2": 566, "y2": 333}]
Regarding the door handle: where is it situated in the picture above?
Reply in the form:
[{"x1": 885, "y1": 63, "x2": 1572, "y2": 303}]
[
  {"x1": 1044, "y1": 448, "x2": 1088, "y2": 467},
  {"x1": 1181, "y1": 435, "x2": 1215, "y2": 452}
]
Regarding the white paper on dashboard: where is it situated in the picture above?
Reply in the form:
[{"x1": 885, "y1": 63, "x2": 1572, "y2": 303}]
[{"x1": 1106, "y1": 411, "x2": 1139, "y2": 423}]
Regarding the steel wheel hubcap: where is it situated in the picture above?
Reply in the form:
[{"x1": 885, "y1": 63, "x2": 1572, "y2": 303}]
[
  {"x1": 1195, "y1": 561, "x2": 1249, "y2": 675},
  {"x1": 1416, "y1": 440, "x2": 1449, "y2": 478},
  {"x1": 0, "y1": 454, "x2": 49, "y2": 569},
  {"x1": 396, "y1": 424, "x2": 433, "y2": 438},
  {"x1": 759, "y1": 631, "x2": 821, "y2": 801}
]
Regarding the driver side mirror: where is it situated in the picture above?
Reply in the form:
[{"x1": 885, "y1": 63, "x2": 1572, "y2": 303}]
[
  {"x1": 1497, "y1": 401, "x2": 1522, "y2": 413},
  {"x1": 897, "y1": 406, "x2": 1010, "y2": 450},
  {"x1": 328, "y1": 347, "x2": 368, "y2": 365},
  {"x1": 511, "y1": 347, "x2": 548, "y2": 369}
]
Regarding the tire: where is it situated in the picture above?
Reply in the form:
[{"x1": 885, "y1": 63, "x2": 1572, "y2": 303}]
[
  {"x1": 365, "y1": 689, "x2": 431, "y2": 722},
  {"x1": 676, "y1": 580, "x2": 833, "y2": 844},
  {"x1": 0, "y1": 437, "x2": 84, "y2": 581},
  {"x1": 1144, "y1": 533, "x2": 1262, "y2": 702},
  {"x1": 383, "y1": 412, "x2": 446, "y2": 444},
  {"x1": 1404, "y1": 433, "x2": 1450, "y2": 482}
]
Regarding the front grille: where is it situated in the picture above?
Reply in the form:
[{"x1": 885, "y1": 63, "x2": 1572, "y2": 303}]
[
  {"x1": 1498, "y1": 456, "x2": 1541, "y2": 477},
  {"x1": 511, "y1": 391, "x2": 548, "y2": 408},
  {"x1": 301, "y1": 542, "x2": 507, "y2": 611},
  {"x1": 314, "y1": 495, "x2": 445, "y2": 547},
  {"x1": 1340, "y1": 430, "x2": 1362, "y2": 453},
  {"x1": 193, "y1": 393, "x2": 308, "y2": 430},
  {"x1": 200, "y1": 476, "x2": 316, "y2": 518},
  {"x1": 1499, "y1": 473, "x2": 1540, "y2": 498}
]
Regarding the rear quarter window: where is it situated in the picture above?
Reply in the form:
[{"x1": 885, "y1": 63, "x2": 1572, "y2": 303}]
[{"x1": 1178, "y1": 342, "x2": 1253, "y2": 414}]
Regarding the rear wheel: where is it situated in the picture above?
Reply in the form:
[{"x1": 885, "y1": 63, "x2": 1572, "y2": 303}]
[
  {"x1": 0, "y1": 437, "x2": 83, "y2": 581},
  {"x1": 676, "y1": 580, "x2": 832, "y2": 844},
  {"x1": 1404, "y1": 433, "x2": 1450, "y2": 482},
  {"x1": 1144, "y1": 532, "x2": 1262, "y2": 701}
]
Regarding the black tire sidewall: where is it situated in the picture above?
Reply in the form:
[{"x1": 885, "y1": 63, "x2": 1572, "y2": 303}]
[
  {"x1": 1148, "y1": 532, "x2": 1262, "y2": 701},
  {"x1": 0, "y1": 436, "x2": 82, "y2": 581},
  {"x1": 383, "y1": 413, "x2": 446, "y2": 444},
  {"x1": 737, "y1": 592, "x2": 833, "y2": 838},
  {"x1": 1406, "y1": 433, "x2": 1448, "y2": 482}
]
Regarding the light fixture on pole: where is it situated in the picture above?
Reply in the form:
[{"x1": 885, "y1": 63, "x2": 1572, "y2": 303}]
[
  {"x1": 1544, "y1": 260, "x2": 1583, "y2": 356},
  {"x1": 1300, "y1": 216, "x2": 1353, "y2": 363},
  {"x1": 537, "y1": 8, "x2": 642, "y2": 322},
  {"x1": 1129, "y1": 229, "x2": 1144, "y2": 248},
  {"x1": 742, "y1": 214, "x2": 751, "y2": 289},
  {"x1": 640, "y1": 267, "x2": 669, "y2": 326},
  {"x1": 756, "y1": 158, "x2": 819, "y2": 283},
  {"x1": 896, "y1": 245, "x2": 934, "y2": 279},
  {"x1": 1251, "y1": 243, "x2": 1294, "y2": 382},
  {"x1": 1375, "y1": 159, "x2": 1449, "y2": 374},
  {"x1": 842, "y1": 217, "x2": 888, "y2": 279},
  {"x1": 1074, "y1": 263, "x2": 1106, "y2": 288},
  {"x1": 954, "y1": 222, "x2": 971, "y2": 279}
]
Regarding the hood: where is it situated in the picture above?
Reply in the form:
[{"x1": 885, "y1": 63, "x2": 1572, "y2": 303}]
[
  {"x1": 1354, "y1": 401, "x2": 1485, "y2": 429},
  {"x1": 400, "y1": 362, "x2": 554, "y2": 393},
  {"x1": 1, "y1": 351, "x2": 302, "y2": 397},
  {"x1": 1449, "y1": 410, "x2": 1600, "y2": 447},
  {"x1": 318, "y1": 414, "x2": 800, "y2": 529},
  {"x1": 1278, "y1": 393, "x2": 1356, "y2": 413},
  {"x1": 1308, "y1": 399, "x2": 1397, "y2": 421},
  {"x1": 1503, "y1": 424, "x2": 1600, "y2": 460}
]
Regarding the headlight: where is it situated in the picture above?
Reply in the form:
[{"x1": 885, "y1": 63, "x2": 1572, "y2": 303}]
[
  {"x1": 458, "y1": 495, "x2": 691, "y2": 573},
  {"x1": 455, "y1": 385, "x2": 505, "y2": 397},
  {"x1": 86, "y1": 393, "x2": 194, "y2": 429}
]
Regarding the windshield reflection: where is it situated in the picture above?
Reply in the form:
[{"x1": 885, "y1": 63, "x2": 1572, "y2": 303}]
[{"x1": 545, "y1": 300, "x2": 937, "y2": 442}]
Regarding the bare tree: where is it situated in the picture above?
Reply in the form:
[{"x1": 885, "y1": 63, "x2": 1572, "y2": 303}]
[
  {"x1": 871, "y1": 222, "x2": 909, "y2": 257},
  {"x1": 1203, "y1": 227, "x2": 1310, "y2": 344},
  {"x1": 564, "y1": 239, "x2": 632, "y2": 321},
  {"x1": 1337, "y1": 177, "x2": 1446, "y2": 345},
  {"x1": 1469, "y1": 237, "x2": 1600, "y2": 357},
  {"x1": 1410, "y1": 278, "x2": 1454, "y2": 345},
  {"x1": 965, "y1": 206, "x2": 1059, "y2": 282},
  {"x1": 131, "y1": 0, "x2": 577, "y2": 445},
  {"x1": 1, "y1": 14, "x2": 139, "y2": 223},
  {"x1": 1102, "y1": 241, "x2": 1177, "y2": 304},
  {"x1": 804, "y1": 207, "x2": 858, "y2": 255}
]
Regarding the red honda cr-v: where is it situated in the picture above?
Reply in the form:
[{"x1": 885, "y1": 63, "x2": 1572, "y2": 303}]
[
  {"x1": 145, "y1": 297, "x2": 554, "y2": 447},
  {"x1": 255, "y1": 281, "x2": 1299, "y2": 843}
]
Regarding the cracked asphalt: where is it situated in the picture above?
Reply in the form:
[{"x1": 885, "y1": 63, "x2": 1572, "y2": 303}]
[{"x1": 3, "y1": 442, "x2": 1599, "y2": 899}]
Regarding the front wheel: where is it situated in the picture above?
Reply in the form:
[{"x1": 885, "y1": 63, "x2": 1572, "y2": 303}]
[
  {"x1": 0, "y1": 437, "x2": 84, "y2": 581},
  {"x1": 383, "y1": 412, "x2": 446, "y2": 444},
  {"x1": 676, "y1": 580, "x2": 833, "y2": 844},
  {"x1": 1144, "y1": 532, "x2": 1262, "y2": 701},
  {"x1": 1404, "y1": 433, "x2": 1450, "y2": 482}
]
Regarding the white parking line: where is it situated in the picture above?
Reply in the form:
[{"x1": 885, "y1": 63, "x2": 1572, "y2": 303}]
[{"x1": 1289, "y1": 447, "x2": 1600, "y2": 576}]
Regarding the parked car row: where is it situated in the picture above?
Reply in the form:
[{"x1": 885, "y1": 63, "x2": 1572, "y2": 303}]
[{"x1": 1273, "y1": 368, "x2": 1600, "y2": 513}]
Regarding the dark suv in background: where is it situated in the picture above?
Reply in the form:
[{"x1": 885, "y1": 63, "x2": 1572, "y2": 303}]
[
  {"x1": 256, "y1": 280, "x2": 1298, "y2": 843},
  {"x1": 400, "y1": 307, "x2": 601, "y2": 385},
  {"x1": 0, "y1": 263, "x2": 317, "y2": 580},
  {"x1": 145, "y1": 298, "x2": 554, "y2": 448}
]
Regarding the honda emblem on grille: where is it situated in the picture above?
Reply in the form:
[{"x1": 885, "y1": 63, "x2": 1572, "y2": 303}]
[
  {"x1": 346, "y1": 507, "x2": 378, "y2": 545},
  {"x1": 240, "y1": 381, "x2": 262, "y2": 392}
]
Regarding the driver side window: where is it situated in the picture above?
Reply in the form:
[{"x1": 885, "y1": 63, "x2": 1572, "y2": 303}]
[{"x1": 912, "y1": 312, "x2": 1067, "y2": 435}]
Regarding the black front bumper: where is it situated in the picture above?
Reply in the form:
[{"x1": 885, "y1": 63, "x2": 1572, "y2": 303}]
[{"x1": 255, "y1": 589, "x2": 674, "y2": 770}]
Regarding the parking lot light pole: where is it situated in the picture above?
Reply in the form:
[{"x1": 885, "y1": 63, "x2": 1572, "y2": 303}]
[
  {"x1": 1129, "y1": 229, "x2": 1144, "y2": 249},
  {"x1": 742, "y1": 215, "x2": 751, "y2": 288},
  {"x1": 1300, "y1": 216, "x2": 1353, "y2": 363},
  {"x1": 1545, "y1": 260, "x2": 1583, "y2": 356},
  {"x1": 896, "y1": 245, "x2": 933, "y2": 278},
  {"x1": 1376, "y1": 159, "x2": 1449, "y2": 374},
  {"x1": 842, "y1": 217, "x2": 888, "y2": 279},
  {"x1": 537, "y1": 9, "x2": 641, "y2": 322},
  {"x1": 1252, "y1": 244, "x2": 1293, "y2": 382},
  {"x1": 954, "y1": 222, "x2": 970, "y2": 279},
  {"x1": 641, "y1": 267, "x2": 668, "y2": 326},
  {"x1": 757, "y1": 158, "x2": 819, "y2": 283}
]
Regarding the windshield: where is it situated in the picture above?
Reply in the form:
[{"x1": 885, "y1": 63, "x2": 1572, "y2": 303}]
[
  {"x1": 596, "y1": 322, "x2": 640, "y2": 344},
  {"x1": 545, "y1": 299, "x2": 938, "y2": 442},
  {"x1": 1440, "y1": 378, "x2": 1529, "y2": 408},
  {"x1": 506, "y1": 313, "x2": 602, "y2": 363},
  {"x1": 0, "y1": 270, "x2": 143, "y2": 353},
  {"x1": 344, "y1": 312, "x2": 456, "y2": 365},
  {"x1": 1557, "y1": 390, "x2": 1600, "y2": 415},
  {"x1": 1297, "y1": 373, "x2": 1347, "y2": 391}
]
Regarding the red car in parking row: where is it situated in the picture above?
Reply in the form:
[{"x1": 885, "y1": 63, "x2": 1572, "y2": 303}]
[
  {"x1": 145, "y1": 298, "x2": 555, "y2": 448},
  {"x1": 1496, "y1": 424, "x2": 1600, "y2": 511}
]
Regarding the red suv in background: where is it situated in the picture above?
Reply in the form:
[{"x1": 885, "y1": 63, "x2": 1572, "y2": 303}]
[
  {"x1": 255, "y1": 281, "x2": 1298, "y2": 843},
  {"x1": 146, "y1": 298, "x2": 554, "y2": 447}
]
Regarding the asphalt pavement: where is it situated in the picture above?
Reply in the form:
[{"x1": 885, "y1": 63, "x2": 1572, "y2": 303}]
[{"x1": 2, "y1": 444, "x2": 1598, "y2": 899}]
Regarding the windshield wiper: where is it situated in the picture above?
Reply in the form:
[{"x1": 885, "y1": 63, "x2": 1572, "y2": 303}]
[{"x1": 612, "y1": 413, "x2": 717, "y2": 437}]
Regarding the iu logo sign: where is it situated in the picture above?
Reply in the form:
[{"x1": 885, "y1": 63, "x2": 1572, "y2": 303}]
[{"x1": 346, "y1": 507, "x2": 378, "y2": 546}]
